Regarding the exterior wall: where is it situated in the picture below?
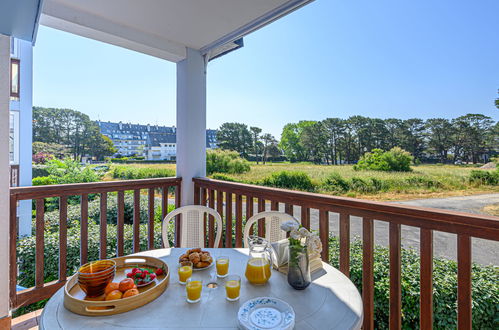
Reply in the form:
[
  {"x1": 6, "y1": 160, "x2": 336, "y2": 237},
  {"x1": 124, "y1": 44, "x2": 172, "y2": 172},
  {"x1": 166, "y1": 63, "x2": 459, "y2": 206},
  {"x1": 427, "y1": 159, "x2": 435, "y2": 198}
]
[
  {"x1": 0, "y1": 33, "x2": 11, "y2": 322},
  {"x1": 15, "y1": 39, "x2": 33, "y2": 237},
  {"x1": 9, "y1": 38, "x2": 32, "y2": 237}
]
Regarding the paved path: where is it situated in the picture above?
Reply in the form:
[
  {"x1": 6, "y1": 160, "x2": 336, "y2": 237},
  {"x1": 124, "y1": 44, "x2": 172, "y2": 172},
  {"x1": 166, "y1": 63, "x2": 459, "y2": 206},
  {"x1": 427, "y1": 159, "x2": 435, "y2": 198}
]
[
  {"x1": 304, "y1": 194, "x2": 499, "y2": 266},
  {"x1": 235, "y1": 194, "x2": 499, "y2": 265}
]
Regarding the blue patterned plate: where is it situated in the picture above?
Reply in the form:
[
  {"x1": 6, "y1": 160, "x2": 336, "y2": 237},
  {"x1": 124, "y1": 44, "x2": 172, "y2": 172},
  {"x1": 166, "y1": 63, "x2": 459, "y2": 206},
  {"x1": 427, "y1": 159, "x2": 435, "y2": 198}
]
[{"x1": 238, "y1": 297, "x2": 295, "y2": 330}]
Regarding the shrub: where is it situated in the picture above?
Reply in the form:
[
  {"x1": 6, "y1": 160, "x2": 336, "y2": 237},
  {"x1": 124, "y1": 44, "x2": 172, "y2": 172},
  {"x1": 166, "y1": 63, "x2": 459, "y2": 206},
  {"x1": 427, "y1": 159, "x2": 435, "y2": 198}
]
[
  {"x1": 262, "y1": 171, "x2": 315, "y2": 191},
  {"x1": 210, "y1": 173, "x2": 237, "y2": 182},
  {"x1": 112, "y1": 166, "x2": 175, "y2": 179},
  {"x1": 32, "y1": 176, "x2": 56, "y2": 186},
  {"x1": 32, "y1": 165, "x2": 50, "y2": 178},
  {"x1": 469, "y1": 170, "x2": 499, "y2": 186},
  {"x1": 32, "y1": 152, "x2": 54, "y2": 164},
  {"x1": 354, "y1": 147, "x2": 413, "y2": 172},
  {"x1": 322, "y1": 173, "x2": 350, "y2": 193},
  {"x1": 206, "y1": 149, "x2": 250, "y2": 174},
  {"x1": 328, "y1": 236, "x2": 499, "y2": 329},
  {"x1": 45, "y1": 158, "x2": 101, "y2": 184}
]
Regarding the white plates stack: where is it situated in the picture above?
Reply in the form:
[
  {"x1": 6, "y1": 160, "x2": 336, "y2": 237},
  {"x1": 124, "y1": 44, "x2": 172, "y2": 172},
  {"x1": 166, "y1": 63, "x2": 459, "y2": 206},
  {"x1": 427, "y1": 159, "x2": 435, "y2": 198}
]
[{"x1": 238, "y1": 297, "x2": 295, "y2": 330}]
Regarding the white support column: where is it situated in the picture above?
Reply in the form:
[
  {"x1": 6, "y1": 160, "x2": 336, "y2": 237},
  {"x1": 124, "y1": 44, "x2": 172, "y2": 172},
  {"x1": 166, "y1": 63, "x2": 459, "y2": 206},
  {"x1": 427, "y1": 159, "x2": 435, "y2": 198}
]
[
  {"x1": 176, "y1": 48, "x2": 206, "y2": 205},
  {"x1": 0, "y1": 34, "x2": 12, "y2": 324}
]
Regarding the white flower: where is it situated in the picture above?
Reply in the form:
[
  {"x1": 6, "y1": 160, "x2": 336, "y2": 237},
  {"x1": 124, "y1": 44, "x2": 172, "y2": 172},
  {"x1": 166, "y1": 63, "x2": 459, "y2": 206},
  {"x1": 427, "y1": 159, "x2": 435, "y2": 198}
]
[
  {"x1": 307, "y1": 235, "x2": 323, "y2": 254},
  {"x1": 280, "y1": 220, "x2": 299, "y2": 232},
  {"x1": 290, "y1": 229, "x2": 301, "y2": 240},
  {"x1": 298, "y1": 227, "x2": 311, "y2": 237}
]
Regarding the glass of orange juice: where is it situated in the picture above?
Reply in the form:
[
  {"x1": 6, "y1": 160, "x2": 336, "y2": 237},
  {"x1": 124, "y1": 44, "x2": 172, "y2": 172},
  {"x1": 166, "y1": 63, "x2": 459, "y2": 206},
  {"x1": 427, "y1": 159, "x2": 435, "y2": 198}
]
[
  {"x1": 224, "y1": 275, "x2": 241, "y2": 301},
  {"x1": 185, "y1": 278, "x2": 203, "y2": 303},
  {"x1": 245, "y1": 257, "x2": 271, "y2": 285},
  {"x1": 216, "y1": 256, "x2": 229, "y2": 278},
  {"x1": 177, "y1": 261, "x2": 193, "y2": 285}
]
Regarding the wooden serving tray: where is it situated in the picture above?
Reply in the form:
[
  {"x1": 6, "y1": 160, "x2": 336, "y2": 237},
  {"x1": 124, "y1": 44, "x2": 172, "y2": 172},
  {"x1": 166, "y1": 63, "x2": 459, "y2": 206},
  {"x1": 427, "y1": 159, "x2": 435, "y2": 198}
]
[{"x1": 64, "y1": 255, "x2": 169, "y2": 316}]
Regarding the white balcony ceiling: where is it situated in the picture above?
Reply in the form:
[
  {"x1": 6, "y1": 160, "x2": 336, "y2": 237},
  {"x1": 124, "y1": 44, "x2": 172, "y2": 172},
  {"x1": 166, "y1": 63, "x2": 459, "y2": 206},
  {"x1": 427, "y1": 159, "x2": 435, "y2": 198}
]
[{"x1": 40, "y1": 0, "x2": 313, "y2": 62}]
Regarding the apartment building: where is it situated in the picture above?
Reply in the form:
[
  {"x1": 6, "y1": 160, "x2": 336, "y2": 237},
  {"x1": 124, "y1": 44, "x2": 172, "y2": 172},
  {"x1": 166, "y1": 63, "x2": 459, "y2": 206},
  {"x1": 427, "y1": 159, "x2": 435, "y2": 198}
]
[{"x1": 97, "y1": 121, "x2": 218, "y2": 160}]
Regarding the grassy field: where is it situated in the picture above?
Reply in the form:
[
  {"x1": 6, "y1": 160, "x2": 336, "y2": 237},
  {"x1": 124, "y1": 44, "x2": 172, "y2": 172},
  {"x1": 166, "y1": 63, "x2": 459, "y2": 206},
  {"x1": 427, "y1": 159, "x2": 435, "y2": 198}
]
[{"x1": 106, "y1": 163, "x2": 498, "y2": 201}]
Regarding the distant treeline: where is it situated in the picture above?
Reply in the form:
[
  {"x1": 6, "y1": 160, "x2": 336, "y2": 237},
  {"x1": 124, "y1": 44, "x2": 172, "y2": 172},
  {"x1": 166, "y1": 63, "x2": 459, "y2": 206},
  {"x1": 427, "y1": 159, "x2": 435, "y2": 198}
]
[{"x1": 279, "y1": 114, "x2": 498, "y2": 164}]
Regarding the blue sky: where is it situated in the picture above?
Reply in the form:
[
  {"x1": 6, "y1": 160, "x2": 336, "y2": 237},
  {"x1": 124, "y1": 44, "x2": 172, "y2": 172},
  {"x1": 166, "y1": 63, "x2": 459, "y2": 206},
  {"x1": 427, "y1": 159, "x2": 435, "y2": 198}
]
[{"x1": 33, "y1": 0, "x2": 499, "y2": 138}]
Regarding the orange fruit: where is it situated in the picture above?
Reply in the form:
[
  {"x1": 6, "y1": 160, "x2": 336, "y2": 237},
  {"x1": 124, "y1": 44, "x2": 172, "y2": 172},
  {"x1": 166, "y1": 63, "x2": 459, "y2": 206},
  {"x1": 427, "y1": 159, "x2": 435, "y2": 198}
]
[
  {"x1": 105, "y1": 289, "x2": 123, "y2": 301},
  {"x1": 119, "y1": 278, "x2": 135, "y2": 292},
  {"x1": 104, "y1": 282, "x2": 120, "y2": 295},
  {"x1": 123, "y1": 288, "x2": 140, "y2": 298}
]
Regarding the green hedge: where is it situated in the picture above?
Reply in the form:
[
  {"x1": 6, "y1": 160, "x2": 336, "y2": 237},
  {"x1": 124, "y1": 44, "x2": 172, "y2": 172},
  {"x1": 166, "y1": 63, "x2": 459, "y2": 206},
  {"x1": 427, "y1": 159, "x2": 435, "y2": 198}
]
[
  {"x1": 328, "y1": 236, "x2": 498, "y2": 329},
  {"x1": 469, "y1": 170, "x2": 499, "y2": 186},
  {"x1": 261, "y1": 171, "x2": 315, "y2": 191},
  {"x1": 206, "y1": 149, "x2": 250, "y2": 174},
  {"x1": 112, "y1": 166, "x2": 175, "y2": 180}
]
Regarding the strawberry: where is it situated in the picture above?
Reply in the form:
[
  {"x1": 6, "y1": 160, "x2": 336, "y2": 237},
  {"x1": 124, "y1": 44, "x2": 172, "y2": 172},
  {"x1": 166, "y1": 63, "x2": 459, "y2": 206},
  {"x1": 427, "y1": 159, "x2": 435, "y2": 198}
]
[
  {"x1": 155, "y1": 268, "x2": 164, "y2": 276},
  {"x1": 150, "y1": 273, "x2": 156, "y2": 280}
]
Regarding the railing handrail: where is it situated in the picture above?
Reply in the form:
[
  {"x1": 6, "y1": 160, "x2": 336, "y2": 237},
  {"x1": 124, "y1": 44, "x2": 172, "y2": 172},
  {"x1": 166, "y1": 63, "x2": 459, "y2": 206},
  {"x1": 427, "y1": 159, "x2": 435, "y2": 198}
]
[
  {"x1": 10, "y1": 177, "x2": 181, "y2": 200},
  {"x1": 193, "y1": 177, "x2": 499, "y2": 241}
]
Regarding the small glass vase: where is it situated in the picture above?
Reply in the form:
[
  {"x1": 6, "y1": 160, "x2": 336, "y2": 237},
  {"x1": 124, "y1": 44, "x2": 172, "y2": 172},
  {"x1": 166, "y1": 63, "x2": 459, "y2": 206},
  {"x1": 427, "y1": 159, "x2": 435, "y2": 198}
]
[{"x1": 287, "y1": 245, "x2": 311, "y2": 290}]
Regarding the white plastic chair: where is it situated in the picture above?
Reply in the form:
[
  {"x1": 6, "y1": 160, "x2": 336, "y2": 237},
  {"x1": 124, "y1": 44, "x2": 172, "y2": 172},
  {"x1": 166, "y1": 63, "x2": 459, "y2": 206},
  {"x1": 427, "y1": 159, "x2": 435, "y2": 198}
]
[
  {"x1": 243, "y1": 211, "x2": 300, "y2": 248},
  {"x1": 162, "y1": 205, "x2": 223, "y2": 248}
]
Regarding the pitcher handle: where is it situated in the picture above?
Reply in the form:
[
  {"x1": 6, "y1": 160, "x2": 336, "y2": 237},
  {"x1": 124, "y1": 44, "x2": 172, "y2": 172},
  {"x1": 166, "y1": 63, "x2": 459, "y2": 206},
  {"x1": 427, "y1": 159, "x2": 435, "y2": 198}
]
[{"x1": 266, "y1": 243, "x2": 277, "y2": 269}]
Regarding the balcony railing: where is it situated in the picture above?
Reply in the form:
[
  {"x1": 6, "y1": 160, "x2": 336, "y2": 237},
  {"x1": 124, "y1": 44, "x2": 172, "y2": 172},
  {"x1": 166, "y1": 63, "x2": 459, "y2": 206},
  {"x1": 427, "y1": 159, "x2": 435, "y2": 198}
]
[
  {"x1": 9, "y1": 177, "x2": 181, "y2": 309},
  {"x1": 192, "y1": 178, "x2": 499, "y2": 330},
  {"x1": 8, "y1": 176, "x2": 499, "y2": 329}
]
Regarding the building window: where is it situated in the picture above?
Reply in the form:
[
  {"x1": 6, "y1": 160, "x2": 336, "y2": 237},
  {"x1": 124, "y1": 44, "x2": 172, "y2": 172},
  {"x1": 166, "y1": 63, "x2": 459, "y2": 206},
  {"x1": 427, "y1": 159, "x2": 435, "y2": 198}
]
[
  {"x1": 10, "y1": 58, "x2": 20, "y2": 98},
  {"x1": 9, "y1": 112, "x2": 19, "y2": 164}
]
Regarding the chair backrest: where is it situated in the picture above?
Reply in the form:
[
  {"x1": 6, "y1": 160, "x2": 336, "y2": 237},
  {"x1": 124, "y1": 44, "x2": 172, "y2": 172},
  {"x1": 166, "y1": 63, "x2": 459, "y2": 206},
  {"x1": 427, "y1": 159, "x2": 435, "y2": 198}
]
[
  {"x1": 162, "y1": 205, "x2": 223, "y2": 248},
  {"x1": 243, "y1": 211, "x2": 300, "y2": 248}
]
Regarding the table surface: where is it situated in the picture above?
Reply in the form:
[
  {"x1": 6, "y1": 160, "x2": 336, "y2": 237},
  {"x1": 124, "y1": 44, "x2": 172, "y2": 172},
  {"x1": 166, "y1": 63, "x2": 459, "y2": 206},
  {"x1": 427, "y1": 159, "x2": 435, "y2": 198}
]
[{"x1": 40, "y1": 248, "x2": 363, "y2": 330}]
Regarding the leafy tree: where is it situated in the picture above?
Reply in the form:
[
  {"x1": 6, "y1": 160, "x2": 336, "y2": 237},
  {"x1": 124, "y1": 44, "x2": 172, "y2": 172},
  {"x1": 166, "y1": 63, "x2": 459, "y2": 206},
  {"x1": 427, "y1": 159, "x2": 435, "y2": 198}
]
[
  {"x1": 216, "y1": 122, "x2": 252, "y2": 158},
  {"x1": 261, "y1": 133, "x2": 277, "y2": 164},
  {"x1": 495, "y1": 89, "x2": 499, "y2": 109},
  {"x1": 323, "y1": 118, "x2": 345, "y2": 165},
  {"x1": 249, "y1": 126, "x2": 262, "y2": 164},
  {"x1": 279, "y1": 121, "x2": 315, "y2": 162},
  {"x1": 399, "y1": 119, "x2": 426, "y2": 162},
  {"x1": 425, "y1": 118, "x2": 454, "y2": 163},
  {"x1": 452, "y1": 114, "x2": 494, "y2": 163},
  {"x1": 33, "y1": 107, "x2": 115, "y2": 160},
  {"x1": 300, "y1": 121, "x2": 327, "y2": 164}
]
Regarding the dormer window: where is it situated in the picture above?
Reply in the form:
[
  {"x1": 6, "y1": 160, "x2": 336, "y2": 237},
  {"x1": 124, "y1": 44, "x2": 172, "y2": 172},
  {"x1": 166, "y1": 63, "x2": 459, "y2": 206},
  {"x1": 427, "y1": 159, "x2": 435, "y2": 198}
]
[{"x1": 10, "y1": 58, "x2": 20, "y2": 98}]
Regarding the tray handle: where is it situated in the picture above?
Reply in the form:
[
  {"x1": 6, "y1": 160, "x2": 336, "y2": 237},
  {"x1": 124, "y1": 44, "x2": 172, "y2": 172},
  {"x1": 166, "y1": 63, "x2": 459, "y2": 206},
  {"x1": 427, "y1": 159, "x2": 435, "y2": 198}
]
[
  {"x1": 123, "y1": 258, "x2": 147, "y2": 264},
  {"x1": 86, "y1": 305, "x2": 116, "y2": 313}
]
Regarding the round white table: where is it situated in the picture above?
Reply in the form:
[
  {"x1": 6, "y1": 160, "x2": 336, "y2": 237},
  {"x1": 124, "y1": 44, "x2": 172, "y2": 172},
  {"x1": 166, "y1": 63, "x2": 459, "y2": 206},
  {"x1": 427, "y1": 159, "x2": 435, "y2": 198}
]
[{"x1": 40, "y1": 248, "x2": 363, "y2": 329}]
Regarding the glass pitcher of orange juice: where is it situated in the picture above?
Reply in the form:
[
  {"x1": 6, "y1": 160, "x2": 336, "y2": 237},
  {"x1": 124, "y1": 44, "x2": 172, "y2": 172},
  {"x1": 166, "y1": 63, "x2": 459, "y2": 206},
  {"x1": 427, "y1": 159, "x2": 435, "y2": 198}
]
[{"x1": 245, "y1": 236, "x2": 273, "y2": 285}]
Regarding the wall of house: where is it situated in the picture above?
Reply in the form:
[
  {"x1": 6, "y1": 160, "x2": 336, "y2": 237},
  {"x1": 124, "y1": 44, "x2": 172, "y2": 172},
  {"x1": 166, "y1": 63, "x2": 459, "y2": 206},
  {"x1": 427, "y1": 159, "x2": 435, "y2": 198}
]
[
  {"x1": 0, "y1": 33, "x2": 11, "y2": 323},
  {"x1": 10, "y1": 38, "x2": 32, "y2": 237}
]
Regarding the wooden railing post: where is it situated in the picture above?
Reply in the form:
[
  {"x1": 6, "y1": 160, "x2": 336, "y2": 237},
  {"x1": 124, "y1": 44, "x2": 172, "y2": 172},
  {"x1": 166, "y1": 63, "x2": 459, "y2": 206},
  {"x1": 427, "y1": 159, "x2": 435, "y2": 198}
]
[
  {"x1": 117, "y1": 191, "x2": 125, "y2": 256},
  {"x1": 235, "y1": 194, "x2": 243, "y2": 248},
  {"x1": 35, "y1": 199, "x2": 45, "y2": 288},
  {"x1": 99, "y1": 193, "x2": 107, "y2": 260},
  {"x1": 339, "y1": 213, "x2": 350, "y2": 277},
  {"x1": 147, "y1": 189, "x2": 155, "y2": 250},
  {"x1": 225, "y1": 192, "x2": 233, "y2": 248},
  {"x1": 59, "y1": 196, "x2": 68, "y2": 281},
  {"x1": 457, "y1": 235, "x2": 472, "y2": 330},
  {"x1": 319, "y1": 210, "x2": 329, "y2": 261},
  {"x1": 420, "y1": 229, "x2": 433, "y2": 330},
  {"x1": 133, "y1": 189, "x2": 141, "y2": 253},
  {"x1": 362, "y1": 217, "x2": 374, "y2": 330},
  {"x1": 389, "y1": 222, "x2": 401, "y2": 329}
]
